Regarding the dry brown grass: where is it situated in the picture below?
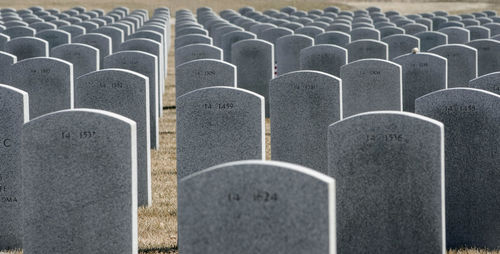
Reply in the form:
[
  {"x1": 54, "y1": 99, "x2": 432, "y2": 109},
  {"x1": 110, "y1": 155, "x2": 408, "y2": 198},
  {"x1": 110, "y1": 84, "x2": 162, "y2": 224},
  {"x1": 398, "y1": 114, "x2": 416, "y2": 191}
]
[{"x1": 1, "y1": 1, "x2": 500, "y2": 254}]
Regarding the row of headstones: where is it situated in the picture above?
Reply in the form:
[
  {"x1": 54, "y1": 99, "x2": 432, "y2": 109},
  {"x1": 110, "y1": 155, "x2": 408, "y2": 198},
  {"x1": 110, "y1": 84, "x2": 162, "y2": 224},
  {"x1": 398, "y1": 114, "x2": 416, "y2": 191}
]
[
  {"x1": 176, "y1": 88, "x2": 500, "y2": 253},
  {"x1": 173, "y1": 13, "x2": 499, "y2": 121},
  {"x1": 173, "y1": 6, "x2": 500, "y2": 253},
  {"x1": 0, "y1": 6, "x2": 171, "y2": 253}
]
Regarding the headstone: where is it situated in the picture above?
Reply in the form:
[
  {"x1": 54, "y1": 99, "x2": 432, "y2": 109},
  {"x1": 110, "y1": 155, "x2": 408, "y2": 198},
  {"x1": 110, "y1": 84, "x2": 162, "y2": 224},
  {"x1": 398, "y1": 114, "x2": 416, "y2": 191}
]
[
  {"x1": 415, "y1": 88, "x2": 500, "y2": 249},
  {"x1": 350, "y1": 27, "x2": 380, "y2": 41},
  {"x1": 467, "y1": 25, "x2": 490, "y2": 40},
  {"x1": 379, "y1": 26, "x2": 405, "y2": 38},
  {"x1": 394, "y1": 52, "x2": 447, "y2": 112},
  {"x1": 175, "y1": 59, "x2": 236, "y2": 98},
  {"x1": 429, "y1": 44, "x2": 477, "y2": 88},
  {"x1": 340, "y1": 59, "x2": 401, "y2": 117},
  {"x1": 402, "y1": 23, "x2": 428, "y2": 35},
  {"x1": 94, "y1": 26, "x2": 124, "y2": 53},
  {"x1": 438, "y1": 27, "x2": 470, "y2": 44},
  {"x1": 232, "y1": 39, "x2": 273, "y2": 117},
  {"x1": 104, "y1": 51, "x2": 159, "y2": 150},
  {"x1": 466, "y1": 39, "x2": 500, "y2": 76},
  {"x1": 0, "y1": 52, "x2": 16, "y2": 83},
  {"x1": 51, "y1": 43, "x2": 99, "y2": 82},
  {"x1": 21, "y1": 109, "x2": 138, "y2": 254},
  {"x1": 9, "y1": 57, "x2": 73, "y2": 118},
  {"x1": 59, "y1": 25, "x2": 86, "y2": 38},
  {"x1": 3, "y1": 26, "x2": 35, "y2": 38},
  {"x1": 4, "y1": 37, "x2": 48, "y2": 61},
  {"x1": 221, "y1": 31, "x2": 255, "y2": 62},
  {"x1": 315, "y1": 31, "x2": 350, "y2": 47},
  {"x1": 270, "y1": 70, "x2": 341, "y2": 173},
  {"x1": 176, "y1": 87, "x2": 265, "y2": 179},
  {"x1": 75, "y1": 69, "x2": 151, "y2": 207},
  {"x1": 119, "y1": 38, "x2": 164, "y2": 116},
  {"x1": 469, "y1": 72, "x2": 500, "y2": 95},
  {"x1": 295, "y1": 26, "x2": 324, "y2": 38},
  {"x1": 0, "y1": 85, "x2": 28, "y2": 250},
  {"x1": 175, "y1": 34, "x2": 212, "y2": 49},
  {"x1": 36, "y1": 29, "x2": 71, "y2": 50},
  {"x1": 276, "y1": 34, "x2": 314, "y2": 75},
  {"x1": 299, "y1": 44, "x2": 347, "y2": 77},
  {"x1": 73, "y1": 33, "x2": 111, "y2": 67},
  {"x1": 328, "y1": 111, "x2": 445, "y2": 254},
  {"x1": 382, "y1": 34, "x2": 420, "y2": 60},
  {"x1": 175, "y1": 43, "x2": 222, "y2": 67},
  {"x1": 415, "y1": 31, "x2": 447, "y2": 51},
  {"x1": 178, "y1": 160, "x2": 335, "y2": 254},
  {"x1": 345, "y1": 39, "x2": 388, "y2": 62}
]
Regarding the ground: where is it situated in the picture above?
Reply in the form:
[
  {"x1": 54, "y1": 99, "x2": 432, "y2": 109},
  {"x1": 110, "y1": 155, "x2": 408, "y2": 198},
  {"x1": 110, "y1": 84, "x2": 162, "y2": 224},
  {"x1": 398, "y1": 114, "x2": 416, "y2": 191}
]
[{"x1": 1, "y1": 1, "x2": 500, "y2": 253}]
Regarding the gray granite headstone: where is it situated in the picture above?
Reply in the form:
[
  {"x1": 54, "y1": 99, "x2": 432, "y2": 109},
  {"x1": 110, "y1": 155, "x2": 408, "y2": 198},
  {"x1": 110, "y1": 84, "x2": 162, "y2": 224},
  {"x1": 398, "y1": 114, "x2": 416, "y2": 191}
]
[
  {"x1": 467, "y1": 25, "x2": 490, "y2": 41},
  {"x1": 51, "y1": 43, "x2": 99, "y2": 82},
  {"x1": 175, "y1": 34, "x2": 212, "y2": 49},
  {"x1": 3, "y1": 26, "x2": 35, "y2": 38},
  {"x1": 59, "y1": 25, "x2": 86, "y2": 38},
  {"x1": 469, "y1": 72, "x2": 500, "y2": 95},
  {"x1": 382, "y1": 34, "x2": 420, "y2": 60},
  {"x1": 120, "y1": 38, "x2": 164, "y2": 116},
  {"x1": 176, "y1": 87, "x2": 265, "y2": 179},
  {"x1": 345, "y1": 39, "x2": 388, "y2": 62},
  {"x1": 466, "y1": 39, "x2": 500, "y2": 76},
  {"x1": 9, "y1": 57, "x2": 73, "y2": 118},
  {"x1": 415, "y1": 88, "x2": 500, "y2": 249},
  {"x1": 212, "y1": 25, "x2": 241, "y2": 48},
  {"x1": 415, "y1": 31, "x2": 447, "y2": 51},
  {"x1": 73, "y1": 33, "x2": 111, "y2": 67},
  {"x1": 276, "y1": 34, "x2": 314, "y2": 75},
  {"x1": 0, "y1": 51, "x2": 16, "y2": 84},
  {"x1": 232, "y1": 39, "x2": 273, "y2": 117},
  {"x1": 175, "y1": 43, "x2": 222, "y2": 67},
  {"x1": 221, "y1": 31, "x2": 256, "y2": 62},
  {"x1": 340, "y1": 59, "x2": 402, "y2": 117},
  {"x1": 175, "y1": 59, "x2": 236, "y2": 98},
  {"x1": 429, "y1": 44, "x2": 477, "y2": 88},
  {"x1": 270, "y1": 70, "x2": 341, "y2": 173},
  {"x1": 35, "y1": 29, "x2": 70, "y2": 50},
  {"x1": 21, "y1": 109, "x2": 138, "y2": 254},
  {"x1": 295, "y1": 26, "x2": 324, "y2": 39},
  {"x1": 403, "y1": 23, "x2": 428, "y2": 35},
  {"x1": 350, "y1": 27, "x2": 380, "y2": 41},
  {"x1": 75, "y1": 69, "x2": 151, "y2": 207},
  {"x1": 378, "y1": 26, "x2": 405, "y2": 38},
  {"x1": 29, "y1": 22, "x2": 57, "y2": 32},
  {"x1": 394, "y1": 52, "x2": 447, "y2": 112},
  {"x1": 438, "y1": 27, "x2": 469, "y2": 44},
  {"x1": 4, "y1": 37, "x2": 48, "y2": 61},
  {"x1": 0, "y1": 85, "x2": 28, "y2": 250},
  {"x1": 94, "y1": 26, "x2": 123, "y2": 53},
  {"x1": 299, "y1": 44, "x2": 347, "y2": 77},
  {"x1": 178, "y1": 160, "x2": 335, "y2": 254},
  {"x1": 328, "y1": 111, "x2": 445, "y2": 254},
  {"x1": 315, "y1": 31, "x2": 350, "y2": 47},
  {"x1": 104, "y1": 51, "x2": 159, "y2": 150}
]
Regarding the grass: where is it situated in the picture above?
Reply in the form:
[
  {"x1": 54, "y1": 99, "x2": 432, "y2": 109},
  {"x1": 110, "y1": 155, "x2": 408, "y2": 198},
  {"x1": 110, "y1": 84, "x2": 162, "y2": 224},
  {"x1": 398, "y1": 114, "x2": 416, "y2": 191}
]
[{"x1": 1, "y1": 1, "x2": 500, "y2": 253}]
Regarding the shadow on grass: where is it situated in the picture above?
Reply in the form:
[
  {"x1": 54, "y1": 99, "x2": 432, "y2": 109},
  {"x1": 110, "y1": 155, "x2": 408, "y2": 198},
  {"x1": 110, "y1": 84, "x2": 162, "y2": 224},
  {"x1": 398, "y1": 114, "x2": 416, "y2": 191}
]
[{"x1": 139, "y1": 246, "x2": 178, "y2": 253}]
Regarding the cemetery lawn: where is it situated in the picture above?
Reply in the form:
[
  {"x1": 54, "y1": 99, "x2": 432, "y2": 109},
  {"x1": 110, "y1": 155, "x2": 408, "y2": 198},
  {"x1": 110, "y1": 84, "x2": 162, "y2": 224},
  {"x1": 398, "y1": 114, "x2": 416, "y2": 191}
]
[{"x1": 2, "y1": 1, "x2": 500, "y2": 254}]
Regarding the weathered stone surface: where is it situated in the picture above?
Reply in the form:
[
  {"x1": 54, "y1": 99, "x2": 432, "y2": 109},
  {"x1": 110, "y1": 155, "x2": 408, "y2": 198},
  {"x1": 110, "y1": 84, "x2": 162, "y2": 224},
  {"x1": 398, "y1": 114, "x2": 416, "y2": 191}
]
[
  {"x1": 415, "y1": 88, "x2": 500, "y2": 249},
  {"x1": 328, "y1": 111, "x2": 445, "y2": 254},
  {"x1": 340, "y1": 59, "x2": 402, "y2": 117},
  {"x1": 382, "y1": 34, "x2": 419, "y2": 60},
  {"x1": 221, "y1": 30, "x2": 255, "y2": 62},
  {"x1": 429, "y1": 44, "x2": 477, "y2": 88},
  {"x1": 176, "y1": 87, "x2": 264, "y2": 179},
  {"x1": 22, "y1": 109, "x2": 138, "y2": 254},
  {"x1": 415, "y1": 31, "x2": 447, "y2": 51},
  {"x1": 9, "y1": 57, "x2": 73, "y2": 118},
  {"x1": 104, "y1": 51, "x2": 159, "y2": 150},
  {"x1": 270, "y1": 70, "x2": 341, "y2": 173},
  {"x1": 0, "y1": 51, "x2": 16, "y2": 84},
  {"x1": 438, "y1": 27, "x2": 469, "y2": 44},
  {"x1": 299, "y1": 44, "x2": 347, "y2": 77},
  {"x1": 73, "y1": 33, "x2": 111, "y2": 67},
  {"x1": 232, "y1": 39, "x2": 273, "y2": 117},
  {"x1": 350, "y1": 27, "x2": 380, "y2": 41},
  {"x1": 51, "y1": 43, "x2": 99, "y2": 82},
  {"x1": 0, "y1": 85, "x2": 28, "y2": 250},
  {"x1": 178, "y1": 160, "x2": 335, "y2": 254},
  {"x1": 315, "y1": 31, "x2": 351, "y2": 47},
  {"x1": 94, "y1": 26, "x2": 124, "y2": 53},
  {"x1": 175, "y1": 34, "x2": 212, "y2": 49},
  {"x1": 394, "y1": 52, "x2": 447, "y2": 112},
  {"x1": 276, "y1": 34, "x2": 314, "y2": 75}
]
